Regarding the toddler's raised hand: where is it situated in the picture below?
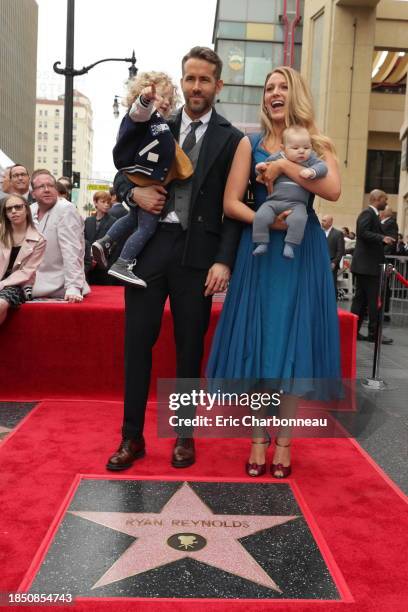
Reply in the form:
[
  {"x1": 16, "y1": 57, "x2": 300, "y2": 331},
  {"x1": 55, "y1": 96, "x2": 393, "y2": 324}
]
[{"x1": 141, "y1": 83, "x2": 157, "y2": 101}]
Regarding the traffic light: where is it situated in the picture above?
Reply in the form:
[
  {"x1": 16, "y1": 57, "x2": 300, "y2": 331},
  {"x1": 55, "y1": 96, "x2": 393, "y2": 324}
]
[{"x1": 72, "y1": 171, "x2": 81, "y2": 188}]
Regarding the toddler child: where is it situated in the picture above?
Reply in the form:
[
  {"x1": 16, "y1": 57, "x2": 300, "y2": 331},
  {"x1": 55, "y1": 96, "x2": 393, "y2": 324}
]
[{"x1": 92, "y1": 71, "x2": 192, "y2": 286}]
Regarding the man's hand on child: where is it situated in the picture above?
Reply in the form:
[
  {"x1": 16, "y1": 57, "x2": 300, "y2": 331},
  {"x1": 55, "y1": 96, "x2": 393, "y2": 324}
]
[{"x1": 131, "y1": 185, "x2": 167, "y2": 214}]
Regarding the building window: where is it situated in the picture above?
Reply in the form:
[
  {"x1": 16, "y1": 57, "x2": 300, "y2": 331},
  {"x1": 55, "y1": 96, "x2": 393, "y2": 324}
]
[
  {"x1": 42, "y1": 157, "x2": 47, "y2": 163},
  {"x1": 218, "y1": 0, "x2": 287, "y2": 23},
  {"x1": 39, "y1": 110, "x2": 43, "y2": 116},
  {"x1": 37, "y1": 145, "x2": 42, "y2": 151},
  {"x1": 55, "y1": 109, "x2": 60, "y2": 116},
  {"x1": 53, "y1": 168, "x2": 58, "y2": 176},
  {"x1": 219, "y1": 85, "x2": 263, "y2": 105},
  {"x1": 247, "y1": 0, "x2": 284, "y2": 23},
  {"x1": 53, "y1": 146, "x2": 58, "y2": 153},
  {"x1": 53, "y1": 157, "x2": 58, "y2": 164},
  {"x1": 245, "y1": 41, "x2": 282, "y2": 86},
  {"x1": 54, "y1": 134, "x2": 59, "y2": 141},
  {"x1": 246, "y1": 23, "x2": 275, "y2": 41},
  {"x1": 44, "y1": 122, "x2": 48, "y2": 128},
  {"x1": 55, "y1": 123, "x2": 59, "y2": 129},
  {"x1": 43, "y1": 146, "x2": 47, "y2": 152},
  {"x1": 37, "y1": 156, "x2": 41, "y2": 163},
  {"x1": 365, "y1": 150, "x2": 401, "y2": 194},
  {"x1": 38, "y1": 132, "x2": 42, "y2": 140},
  {"x1": 39, "y1": 121, "x2": 42, "y2": 128},
  {"x1": 217, "y1": 39, "x2": 284, "y2": 87},
  {"x1": 217, "y1": 21, "x2": 246, "y2": 39},
  {"x1": 44, "y1": 110, "x2": 48, "y2": 116}
]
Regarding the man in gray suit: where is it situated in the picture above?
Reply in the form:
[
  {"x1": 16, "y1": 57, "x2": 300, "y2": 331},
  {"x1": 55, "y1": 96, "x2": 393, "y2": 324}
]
[
  {"x1": 321, "y1": 215, "x2": 345, "y2": 295},
  {"x1": 30, "y1": 170, "x2": 89, "y2": 302}
]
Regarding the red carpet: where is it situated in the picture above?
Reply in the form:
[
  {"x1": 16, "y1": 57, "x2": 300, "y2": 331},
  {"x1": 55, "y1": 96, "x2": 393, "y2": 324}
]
[
  {"x1": 0, "y1": 286, "x2": 357, "y2": 401},
  {"x1": 1, "y1": 399, "x2": 407, "y2": 611}
]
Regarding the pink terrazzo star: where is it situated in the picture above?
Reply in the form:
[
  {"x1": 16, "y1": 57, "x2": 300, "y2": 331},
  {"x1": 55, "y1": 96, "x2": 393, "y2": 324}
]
[{"x1": 70, "y1": 482, "x2": 299, "y2": 592}]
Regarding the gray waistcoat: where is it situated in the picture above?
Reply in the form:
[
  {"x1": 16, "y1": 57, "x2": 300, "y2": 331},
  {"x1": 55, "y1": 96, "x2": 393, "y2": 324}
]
[{"x1": 165, "y1": 135, "x2": 204, "y2": 229}]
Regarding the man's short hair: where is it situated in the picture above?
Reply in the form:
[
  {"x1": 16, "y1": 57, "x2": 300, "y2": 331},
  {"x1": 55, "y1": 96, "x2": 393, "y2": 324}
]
[
  {"x1": 56, "y1": 181, "x2": 69, "y2": 197},
  {"x1": 10, "y1": 164, "x2": 29, "y2": 178},
  {"x1": 58, "y1": 176, "x2": 72, "y2": 190},
  {"x1": 31, "y1": 169, "x2": 55, "y2": 189},
  {"x1": 181, "y1": 46, "x2": 223, "y2": 80},
  {"x1": 93, "y1": 190, "x2": 111, "y2": 203}
]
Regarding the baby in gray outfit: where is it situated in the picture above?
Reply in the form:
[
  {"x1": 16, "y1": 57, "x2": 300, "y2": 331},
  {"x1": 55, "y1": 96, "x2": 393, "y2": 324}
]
[{"x1": 253, "y1": 125, "x2": 328, "y2": 259}]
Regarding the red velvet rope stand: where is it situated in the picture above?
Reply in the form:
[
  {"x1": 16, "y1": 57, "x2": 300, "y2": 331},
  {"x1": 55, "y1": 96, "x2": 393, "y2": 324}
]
[{"x1": 393, "y1": 269, "x2": 408, "y2": 288}]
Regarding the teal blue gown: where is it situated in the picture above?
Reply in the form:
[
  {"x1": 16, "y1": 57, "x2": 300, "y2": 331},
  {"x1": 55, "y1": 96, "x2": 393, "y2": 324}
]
[{"x1": 206, "y1": 134, "x2": 342, "y2": 399}]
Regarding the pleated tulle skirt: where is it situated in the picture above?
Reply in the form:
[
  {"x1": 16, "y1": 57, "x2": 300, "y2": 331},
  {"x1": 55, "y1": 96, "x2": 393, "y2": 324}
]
[{"x1": 206, "y1": 211, "x2": 343, "y2": 399}]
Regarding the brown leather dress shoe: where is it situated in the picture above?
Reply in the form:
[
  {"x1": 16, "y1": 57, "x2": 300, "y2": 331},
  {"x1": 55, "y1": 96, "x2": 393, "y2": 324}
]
[
  {"x1": 171, "y1": 437, "x2": 195, "y2": 468},
  {"x1": 106, "y1": 437, "x2": 145, "y2": 471}
]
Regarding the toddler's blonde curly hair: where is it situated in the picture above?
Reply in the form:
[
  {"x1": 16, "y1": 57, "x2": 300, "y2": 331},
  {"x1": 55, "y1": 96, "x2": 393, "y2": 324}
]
[{"x1": 124, "y1": 71, "x2": 179, "y2": 111}]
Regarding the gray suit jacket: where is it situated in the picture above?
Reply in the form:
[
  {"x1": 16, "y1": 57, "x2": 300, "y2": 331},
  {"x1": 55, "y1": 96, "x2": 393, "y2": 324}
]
[{"x1": 31, "y1": 199, "x2": 90, "y2": 298}]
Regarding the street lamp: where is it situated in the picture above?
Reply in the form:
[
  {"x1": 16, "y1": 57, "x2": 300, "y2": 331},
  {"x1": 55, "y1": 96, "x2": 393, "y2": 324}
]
[
  {"x1": 113, "y1": 96, "x2": 120, "y2": 119},
  {"x1": 53, "y1": 0, "x2": 138, "y2": 179}
]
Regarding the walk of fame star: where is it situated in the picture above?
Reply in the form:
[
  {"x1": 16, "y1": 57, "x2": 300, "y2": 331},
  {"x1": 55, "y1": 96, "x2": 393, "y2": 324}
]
[{"x1": 70, "y1": 482, "x2": 299, "y2": 591}]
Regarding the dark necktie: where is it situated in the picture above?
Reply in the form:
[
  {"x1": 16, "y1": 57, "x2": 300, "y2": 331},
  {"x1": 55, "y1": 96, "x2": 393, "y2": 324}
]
[{"x1": 182, "y1": 121, "x2": 202, "y2": 154}]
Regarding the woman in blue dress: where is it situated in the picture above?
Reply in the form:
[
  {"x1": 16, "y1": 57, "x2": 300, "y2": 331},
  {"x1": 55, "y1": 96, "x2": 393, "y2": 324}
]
[{"x1": 206, "y1": 67, "x2": 342, "y2": 478}]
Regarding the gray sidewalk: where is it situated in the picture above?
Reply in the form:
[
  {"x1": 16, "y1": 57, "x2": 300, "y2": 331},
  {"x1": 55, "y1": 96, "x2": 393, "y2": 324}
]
[{"x1": 339, "y1": 302, "x2": 408, "y2": 494}]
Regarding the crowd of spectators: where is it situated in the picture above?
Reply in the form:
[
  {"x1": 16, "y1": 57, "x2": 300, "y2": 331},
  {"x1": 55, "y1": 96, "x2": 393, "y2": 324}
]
[
  {"x1": 0, "y1": 162, "x2": 407, "y2": 323},
  {"x1": 0, "y1": 164, "x2": 128, "y2": 321}
]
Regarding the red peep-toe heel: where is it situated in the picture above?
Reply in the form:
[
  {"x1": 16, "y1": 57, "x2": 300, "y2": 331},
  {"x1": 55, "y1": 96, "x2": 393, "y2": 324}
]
[
  {"x1": 246, "y1": 433, "x2": 271, "y2": 477},
  {"x1": 271, "y1": 438, "x2": 292, "y2": 479}
]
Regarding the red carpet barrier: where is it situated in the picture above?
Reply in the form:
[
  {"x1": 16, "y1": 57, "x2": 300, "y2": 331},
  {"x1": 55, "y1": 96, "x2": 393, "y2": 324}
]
[{"x1": 0, "y1": 286, "x2": 356, "y2": 401}]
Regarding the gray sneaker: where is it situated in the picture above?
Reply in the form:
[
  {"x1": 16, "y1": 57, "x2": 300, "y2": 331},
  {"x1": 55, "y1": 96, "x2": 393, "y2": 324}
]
[
  {"x1": 92, "y1": 235, "x2": 115, "y2": 269},
  {"x1": 108, "y1": 259, "x2": 147, "y2": 288}
]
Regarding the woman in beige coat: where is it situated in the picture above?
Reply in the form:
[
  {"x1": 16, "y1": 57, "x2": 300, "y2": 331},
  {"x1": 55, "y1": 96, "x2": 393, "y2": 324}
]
[{"x1": 0, "y1": 194, "x2": 46, "y2": 325}]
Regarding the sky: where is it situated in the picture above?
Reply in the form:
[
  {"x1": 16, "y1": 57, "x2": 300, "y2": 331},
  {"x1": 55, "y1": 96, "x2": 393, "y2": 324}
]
[{"x1": 36, "y1": 0, "x2": 218, "y2": 181}]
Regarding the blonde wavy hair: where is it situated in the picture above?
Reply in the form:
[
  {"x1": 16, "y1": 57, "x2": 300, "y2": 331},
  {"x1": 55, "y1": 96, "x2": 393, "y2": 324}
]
[
  {"x1": 124, "y1": 71, "x2": 179, "y2": 112},
  {"x1": 260, "y1": 66, "x2": 335, "y2": 158}
]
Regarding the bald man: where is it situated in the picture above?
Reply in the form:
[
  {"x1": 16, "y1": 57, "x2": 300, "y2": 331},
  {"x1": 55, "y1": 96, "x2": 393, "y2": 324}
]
[
  {"x1": 351, "y1": 190, "x2": 395, "y2": 344},
  {"x1": 321, "y1": 215, "x2": 345, "y2": 295}
]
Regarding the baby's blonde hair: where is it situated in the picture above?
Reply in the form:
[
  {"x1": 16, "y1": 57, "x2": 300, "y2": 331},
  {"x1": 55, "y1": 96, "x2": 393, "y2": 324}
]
[
  {"x1": 282, "y1": 125, "x2": 311, "y2": 146},
  {"x1": 124, "y1": 71, "x2": 179, "y2": 111}
]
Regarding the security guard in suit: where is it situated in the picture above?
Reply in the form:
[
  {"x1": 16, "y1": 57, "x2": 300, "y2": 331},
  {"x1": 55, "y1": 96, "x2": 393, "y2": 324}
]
[{"x1": 351, "y1": 190, "x2": 395, "y2": 343}]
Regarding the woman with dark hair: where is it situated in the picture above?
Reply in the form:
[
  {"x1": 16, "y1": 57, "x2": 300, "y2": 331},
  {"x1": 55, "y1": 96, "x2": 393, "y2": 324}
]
[
  {"x1": 207, "y1": 67, "x2": 342, "y2": 478},
  {"x1": 0, "y1": 194, "x2": 46, "y2": 325}
]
